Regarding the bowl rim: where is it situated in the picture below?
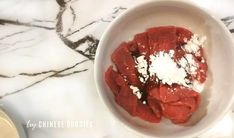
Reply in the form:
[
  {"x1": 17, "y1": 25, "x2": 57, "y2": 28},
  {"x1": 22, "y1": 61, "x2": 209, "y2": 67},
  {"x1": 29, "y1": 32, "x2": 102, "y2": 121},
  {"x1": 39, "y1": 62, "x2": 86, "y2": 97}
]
[{"x1": 94, "y1": 0, "x2": 234, "y2": 137}]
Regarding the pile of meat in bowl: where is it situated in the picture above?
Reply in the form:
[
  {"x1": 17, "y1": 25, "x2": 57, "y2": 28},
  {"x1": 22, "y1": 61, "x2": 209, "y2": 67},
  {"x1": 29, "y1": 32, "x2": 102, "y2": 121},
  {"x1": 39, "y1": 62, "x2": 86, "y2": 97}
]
[{"x1": 105, "y1": 26, "x2": 208, "y2": 124}]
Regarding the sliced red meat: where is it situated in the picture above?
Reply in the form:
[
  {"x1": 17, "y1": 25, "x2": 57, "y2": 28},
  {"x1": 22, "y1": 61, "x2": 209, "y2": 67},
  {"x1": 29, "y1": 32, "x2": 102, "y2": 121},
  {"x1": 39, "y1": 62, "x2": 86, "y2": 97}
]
[
  {"x1": 147, "y1": 98, "x2": 162, "y2": 119},
  {"x1": 169, "y1": 85, "x2": 200, "y2": 100},
  {"x1": 160, "y1": 103, "x2": 192, "y2": 124},
  {"x1": 170, "y1": 97, "x2": 199, "y2": 112},
  {"x1": 176, "y1": 27, "x2": 193, "y2": 45},
  {"x1": 135, "y1": 102, "x2": 161, "y2": 123},
  {"x1": 149, "y1": 84, "x2": 200, "y2": 103},
  {"x1": 105, "y1": 66, "x2": 122, "y2": 96},
  {"x1": 115, "y1": 84, "x2": 138, "y2": 116},
  {"x1": 174, "y1": 46, "x2": 186, "y2": 61},
  {"x1": 147, "y1": 26, "x2": 177, "y2": 54},
  {"x1": 115, "y1": 74, "x2": 126, "y2": 86},
  {"x1": 127, "y1": 41, "x2": 139, "y2": 54},
  {"x1": 145, "y1": 77, "x2": 158, "y2": 92},
  {"x1": 106, "y1": 26, "x2": 206, "y2": 124},
  {"x1": 134, "y1": 32, "x2": 149, "y2": 57},
  {"x1": 111, "y1": 42, "x2": 141, "y2": 87},
  {"x1": 174, "y1": 27, "x2": 193, "y2": 61},
  {"x1": 158, "y1": 84, "x2": 181, "y2": 103},
  {"x1": 190, "y1": 52, "x2": 208, "y2": 83},
  {"x1": 148, "y1": 86, "x2": 160, "y2": 100},
  {"x1": 151, "y1": 84, "x2": 200, "y2": 123}
]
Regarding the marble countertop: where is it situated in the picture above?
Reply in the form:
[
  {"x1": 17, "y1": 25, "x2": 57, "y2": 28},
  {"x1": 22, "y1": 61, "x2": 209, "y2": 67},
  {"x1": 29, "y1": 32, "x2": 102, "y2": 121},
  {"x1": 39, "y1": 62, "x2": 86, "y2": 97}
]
[{"x1": 0, "y1": 0, "x2": 233, "y2": 138}]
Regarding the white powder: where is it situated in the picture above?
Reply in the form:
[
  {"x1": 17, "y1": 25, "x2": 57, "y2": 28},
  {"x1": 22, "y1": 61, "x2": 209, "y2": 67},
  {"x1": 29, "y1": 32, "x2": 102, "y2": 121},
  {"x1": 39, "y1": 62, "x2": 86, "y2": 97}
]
[
  {"x1": 135, "y1": 55, "x2": 149, "y2": 83},
  {"x1": 130, "y1": 85, "x2": 142, "y2": 99},
  {"x1": 169, "y1": 50, "x2": 175, "y2": 58},
  {"x1": 185, "y1": 54, "x2": 198, "y2": 74},
  {"x1": 201, "y1": 59, "x2": 205, "y2": 63},
  {"x1": 184, "y1": 34, "x2": 206, "y2": 54},
  {"x1": 191, "y1": 80, "x2": 205, "y2": 92},
  {"x1": 149, "y1": 51, "x2": 188, "y2": 86},
  {"x1": 178, "y1": 57, "x2": 187, "y2": 68},
  {"x1": 178, "y1": 54, "x2": 198, "y2": 75},
  {"x1": 130, "y1": 34, "x2": 207, "y2": 93}
]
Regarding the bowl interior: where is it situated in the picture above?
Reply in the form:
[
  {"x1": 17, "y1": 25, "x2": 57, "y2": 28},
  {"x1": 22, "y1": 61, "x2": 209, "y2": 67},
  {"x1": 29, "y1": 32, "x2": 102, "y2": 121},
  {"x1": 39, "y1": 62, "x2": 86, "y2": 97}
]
[{"x1": 95, "y1": 1, "x2": 234, "y2": 137}]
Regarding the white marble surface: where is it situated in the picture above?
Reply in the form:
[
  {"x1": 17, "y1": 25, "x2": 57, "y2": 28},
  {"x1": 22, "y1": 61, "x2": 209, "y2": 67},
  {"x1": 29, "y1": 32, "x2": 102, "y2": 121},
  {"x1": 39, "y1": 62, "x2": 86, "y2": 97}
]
[{"x1": 0, "y1": 0, "x2": 233, "y2": 138}]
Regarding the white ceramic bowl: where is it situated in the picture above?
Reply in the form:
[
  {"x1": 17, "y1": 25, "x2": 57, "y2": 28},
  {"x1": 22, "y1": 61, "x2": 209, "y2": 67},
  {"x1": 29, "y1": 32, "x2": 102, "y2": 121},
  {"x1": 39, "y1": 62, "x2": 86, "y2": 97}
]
[
  {"x1": 0, "y1": 106, "x2": 27, "y2": 138},
  {"x1": 94, "y1": 1, "x2": 234, "y2": 137}
]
